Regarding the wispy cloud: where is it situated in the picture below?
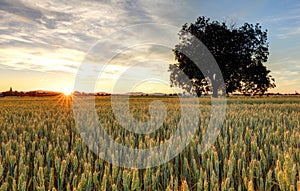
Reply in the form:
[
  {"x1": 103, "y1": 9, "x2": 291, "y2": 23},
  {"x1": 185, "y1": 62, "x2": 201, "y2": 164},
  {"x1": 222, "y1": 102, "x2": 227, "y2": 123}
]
[
  {"x1": 277, "y1": 27, "x2": 300, "y2": 39},
  {"x1": 0, "y1": 47, "x2": 84, "y2": 73},
  {"x1": 0, "y1": 0, "x2": 191, "y2": 74},
  {"x1": 262, "y1": 3, "x2": 300, "y2": 39},
  {"x1": 267, "y1": 56, "x2": 300, "y2": 93}
]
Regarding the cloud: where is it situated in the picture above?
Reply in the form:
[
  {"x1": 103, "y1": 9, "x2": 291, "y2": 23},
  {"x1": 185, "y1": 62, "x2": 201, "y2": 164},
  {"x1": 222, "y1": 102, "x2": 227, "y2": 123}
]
[
  {"x1": 267, "y1": 56, "x2": 300, "y2": 93},
  {"x1": 0, "y1": 0, "x2": 194, "y2": 76},
  {"x1": 272, "y1": 71, "x2": 298, "y2": 77},
  {"x1": 0, "y1": 47, "x2": 84, "y2": 73},
  {"x1": 0, "y1": 0, "x2": 43, "y2": 23},
  {"x1": 262, "y1": 3, "x2": 300, "y2": 39},
  {"x1": 277, "y1": 27, "x2": 300, "y2": 39}
]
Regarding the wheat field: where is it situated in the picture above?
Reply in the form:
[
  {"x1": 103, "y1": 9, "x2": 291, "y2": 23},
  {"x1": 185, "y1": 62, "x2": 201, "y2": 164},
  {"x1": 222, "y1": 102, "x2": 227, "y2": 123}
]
[{"x1": 0, "y1": 96, "x2": 299, "y2": 190}]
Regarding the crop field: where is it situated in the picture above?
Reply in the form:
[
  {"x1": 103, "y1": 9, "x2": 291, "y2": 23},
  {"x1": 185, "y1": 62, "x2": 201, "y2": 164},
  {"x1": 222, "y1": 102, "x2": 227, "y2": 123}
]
[{"x1": 0, "y1": 96, "x2": 299, "y2": 190}]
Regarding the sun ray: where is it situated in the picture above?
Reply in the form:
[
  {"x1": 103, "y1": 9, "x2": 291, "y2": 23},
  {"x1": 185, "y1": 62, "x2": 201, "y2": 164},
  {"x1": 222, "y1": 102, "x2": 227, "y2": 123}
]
[{"x1": 61, "y1": 88, "x2": 73, "y2": 96}]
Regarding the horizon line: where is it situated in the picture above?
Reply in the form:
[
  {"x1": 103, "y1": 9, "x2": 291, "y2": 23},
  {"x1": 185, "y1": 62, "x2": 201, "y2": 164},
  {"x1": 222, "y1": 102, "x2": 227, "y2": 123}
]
[{"x1": 1, "y1": 88, "x2": 299, "y2": 95}]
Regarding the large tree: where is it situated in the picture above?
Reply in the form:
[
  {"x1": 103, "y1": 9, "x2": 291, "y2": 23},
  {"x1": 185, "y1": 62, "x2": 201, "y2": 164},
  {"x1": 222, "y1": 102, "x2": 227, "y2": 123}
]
[{"x1": 169, "y1": 16, "x2": 276, "y2": 97}]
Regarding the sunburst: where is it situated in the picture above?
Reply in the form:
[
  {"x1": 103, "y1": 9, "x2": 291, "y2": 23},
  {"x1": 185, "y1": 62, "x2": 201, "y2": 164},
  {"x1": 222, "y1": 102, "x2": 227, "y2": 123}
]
[{"x1": 61, "y1": 88, "x2": 73, "y2": 96}]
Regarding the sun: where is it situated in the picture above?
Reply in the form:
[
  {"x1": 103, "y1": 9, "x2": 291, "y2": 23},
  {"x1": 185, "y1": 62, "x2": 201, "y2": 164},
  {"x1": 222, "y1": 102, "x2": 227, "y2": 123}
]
[{"x1": 61, "y1": 88, "x2": 73, "y2": 96}]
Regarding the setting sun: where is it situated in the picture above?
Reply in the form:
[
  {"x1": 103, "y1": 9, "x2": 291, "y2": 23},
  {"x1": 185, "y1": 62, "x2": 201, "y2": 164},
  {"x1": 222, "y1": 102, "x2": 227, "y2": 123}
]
[{"x1": 61, "y1": 88, "x2": 73, "y2": 96}]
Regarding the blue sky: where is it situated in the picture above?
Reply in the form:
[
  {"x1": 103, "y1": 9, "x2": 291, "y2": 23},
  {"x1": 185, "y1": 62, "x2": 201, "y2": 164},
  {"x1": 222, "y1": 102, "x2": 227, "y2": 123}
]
[{"x1": 0, "y1": 0, "x2": 299, "y2": 93}]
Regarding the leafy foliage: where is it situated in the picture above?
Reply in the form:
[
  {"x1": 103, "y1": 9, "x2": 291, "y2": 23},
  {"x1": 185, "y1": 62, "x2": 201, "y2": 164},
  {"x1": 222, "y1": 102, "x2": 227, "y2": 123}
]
[{"x1": 170, "y1": 16, "x2": 276, "y2": 96}]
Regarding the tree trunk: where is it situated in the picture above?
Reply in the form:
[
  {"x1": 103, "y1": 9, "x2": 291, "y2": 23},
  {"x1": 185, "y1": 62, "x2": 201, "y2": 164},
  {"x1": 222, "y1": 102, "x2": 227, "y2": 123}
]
[{"x1": 196, "y1": 88, "x2": 202, "y2": 97}]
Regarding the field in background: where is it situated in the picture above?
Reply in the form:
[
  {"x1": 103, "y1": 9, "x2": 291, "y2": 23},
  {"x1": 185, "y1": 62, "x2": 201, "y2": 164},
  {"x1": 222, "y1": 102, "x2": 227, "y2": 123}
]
[{"x1": 0, "y1": 96, "x2": 299, "y2": 190}]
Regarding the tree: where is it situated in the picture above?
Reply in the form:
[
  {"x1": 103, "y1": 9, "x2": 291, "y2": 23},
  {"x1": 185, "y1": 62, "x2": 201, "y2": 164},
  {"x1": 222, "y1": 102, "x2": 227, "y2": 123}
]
[{"x1": 169, "y1": 16, "x2": 276, "y2": 97}]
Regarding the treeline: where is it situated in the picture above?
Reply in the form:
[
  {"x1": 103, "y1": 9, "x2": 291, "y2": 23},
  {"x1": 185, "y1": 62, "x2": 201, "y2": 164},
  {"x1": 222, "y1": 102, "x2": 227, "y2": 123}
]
[{"x1": 0, "y1": 90, "x2": 61, "y2": 97}]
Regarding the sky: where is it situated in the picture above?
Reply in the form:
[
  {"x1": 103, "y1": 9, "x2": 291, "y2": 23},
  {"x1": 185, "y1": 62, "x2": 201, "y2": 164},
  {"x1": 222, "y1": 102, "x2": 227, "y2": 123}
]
[{"x1": 0, "y1": 0, "x2": 299, "y2": 94}]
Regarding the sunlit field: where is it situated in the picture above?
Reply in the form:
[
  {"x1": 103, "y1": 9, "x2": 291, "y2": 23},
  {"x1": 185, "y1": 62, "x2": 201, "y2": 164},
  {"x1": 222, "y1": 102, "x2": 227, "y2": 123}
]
[{"x1": 0, "y1": 96, "x2": 299, "y2": 190}]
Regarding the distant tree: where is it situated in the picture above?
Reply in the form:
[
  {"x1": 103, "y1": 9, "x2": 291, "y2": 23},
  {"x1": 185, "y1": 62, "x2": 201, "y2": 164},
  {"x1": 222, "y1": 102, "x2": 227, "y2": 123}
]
[{"x1": 169, "y1": 16, "x2": 276, "y2": 97}]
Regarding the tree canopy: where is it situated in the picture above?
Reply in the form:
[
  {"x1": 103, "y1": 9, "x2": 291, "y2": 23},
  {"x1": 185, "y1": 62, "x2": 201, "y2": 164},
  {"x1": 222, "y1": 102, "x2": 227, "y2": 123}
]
[{"x1": 169, "y1": 16, "x2": 276, "y2": 97}]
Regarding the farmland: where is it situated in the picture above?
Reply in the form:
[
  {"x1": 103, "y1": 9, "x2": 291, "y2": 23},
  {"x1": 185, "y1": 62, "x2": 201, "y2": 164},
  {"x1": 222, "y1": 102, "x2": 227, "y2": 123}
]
[{"x1": 0, "y1": 96, "x2": 299, "y2": 190}]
